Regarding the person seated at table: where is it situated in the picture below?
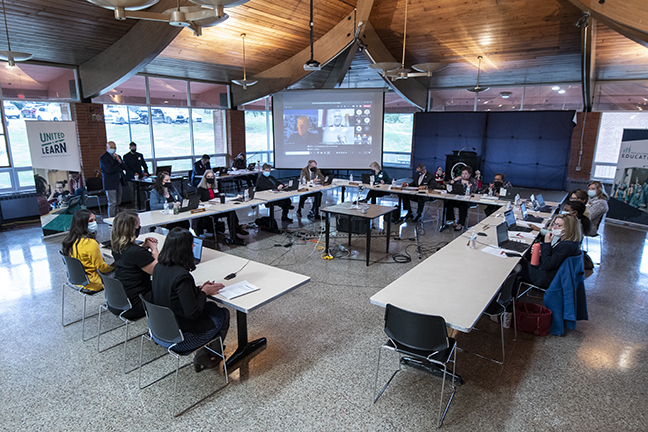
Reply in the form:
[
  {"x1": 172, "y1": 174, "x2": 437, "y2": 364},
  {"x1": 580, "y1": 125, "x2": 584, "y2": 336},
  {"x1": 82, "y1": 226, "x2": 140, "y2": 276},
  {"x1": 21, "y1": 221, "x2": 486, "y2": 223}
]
[
  {"x1": 445, "y1": 165, "x2": 479, "y2": 231},
  {"x1": 482, "y1": 172, "x2": 512, "y2": 217},
  {"x1": 149, "y1": 172, "x2": 190, "y2": 231},
  {"x1": 297, "y1": 159, "x2": 324, "y2": 220},
  {"x1": 518, "y1": 214, "x2": 582, "y2": 290},
  {"x1": 48, "y1": 180, "x2": 69, "y2": 205},
  {"x1": 562, "y1": 200, "x2": 590, "y2": 240},
  {"x1": 111, "y1": 211, "x2": 159, "y2": 319},
  {"x1": 231, "y1": 152, "x2": 253, "y2": 188},
  {"x1": 400, "y1": 163, "x2": 435, "y2": 222},
  {"x1": 151, "y1": 227, "x2": 230, "y2": 372},
  {"x1": 61, "y1": 209, "x2": 113, "y2": 292},
  {"x1": 191, "y1": 154, "x2": 211, "y2": 187},
  {"x1": 364, "y1": 161, "x2": 391, "y2": 205},
  {"x1": 196, "y1": 170, "x2": 247, "y2": 244},
  {"x1": 587, "y1": 181, "x2": 609, "y2": 236},
  {"x1": 256, "y1": 163, "x2": 293, "y2": 223}
]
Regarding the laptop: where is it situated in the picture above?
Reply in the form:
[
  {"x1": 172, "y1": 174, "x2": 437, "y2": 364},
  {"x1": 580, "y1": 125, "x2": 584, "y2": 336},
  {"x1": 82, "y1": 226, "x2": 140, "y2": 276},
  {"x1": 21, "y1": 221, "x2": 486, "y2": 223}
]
[
  {"x1": 192, "y1": 237, "x2": 204, "y2": 264},
  {"x1": 496, "y1": 222, "x2": 530, "y2": 253},
  {"x1": 361, "y1": 173, "x2": 372, "y2": 184},
  {"x1": 504, "y1": 209, "x2": 533, "y2": 232},
  {"x1": 535, "y1": 194, "x2": 553, "y2": 213},
  {"x1": 233, "y1": 187, "x2": 256, "y2": 202},
  {"x1": 322, "y1": 175, "x2": 333, "y2": 186},
  {"x1": 156, "y1": 165, "x2": 172, "y2": 176},
  {"x1": 520, "y1": 202, "x2": 544, "y2": 223},
  {"x1": 283, "y1": 179, "x2": 300, "y2": 191},
  {"x1": 499, "y1": 187, "x2": 520, "y2": 201},
  {"x1": 247, "y1": 163, "x2": 256, "y2": 171},
  {"x1": 179, "y1": 194, "x2": 200, "y2": 212}
]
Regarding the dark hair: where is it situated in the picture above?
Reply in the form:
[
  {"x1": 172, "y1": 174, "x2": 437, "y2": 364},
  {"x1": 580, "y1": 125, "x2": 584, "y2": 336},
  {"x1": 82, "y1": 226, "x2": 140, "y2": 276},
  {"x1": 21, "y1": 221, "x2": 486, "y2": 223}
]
[
  {"x1": 61, "y1": 209, "x2": 94, "y2": 256},
  {"x1": 201, "y1": 154, "x2": 210, "y2": 161},
  {"x1": 570, "y1": 189, "x2": 588, "y2": 202},
  {"x1": 153, "y1": 172, "x2": 170, "y2": 194},
  {"x1": 262, "y1": 163, "x2": 272, "y2": 170},
  {"x1": 158, "y1": 227, "x2": 196, "y2": 271},
  {"x1": 129, "y1": 142, "x2": 136, "y2": 147},
  {"x1": 462, "y1": 165, "x2": 473, "y2": 175},
  {"x1": 494, "y1": 173, "x2": 505, "y2": 182},
  {"x1": 35, "y1": 175, "x2": 49, "y2": 197},
  {"x1": 417, "y1": 163, "x2": 426, "y2": 170},
  {"x1": 564, "y1": 200, "x2": 586, "y2": 218}
]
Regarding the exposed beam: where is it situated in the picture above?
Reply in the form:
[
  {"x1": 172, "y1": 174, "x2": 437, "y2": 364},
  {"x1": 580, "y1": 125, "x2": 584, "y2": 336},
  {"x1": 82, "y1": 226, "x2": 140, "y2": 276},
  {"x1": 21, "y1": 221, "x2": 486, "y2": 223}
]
[
  {"x1": 568, "y1": 0, "x2": 648, "y2": 35},
  {"x1": 79, "y1": 0, "x2": 190, "y2": 99},
  {"x1": 568, "y1": 0, "x2": 648, "y2": 48},
  {"x1": 580, "y1": 16, "x2": 596, "y2": 111},
  {"x1": 231, "y1": 0, "x2": 375, "y2": 106},
  {"x1": 359, "y1": 21, "x2": 427, "y2": 110},
  {"x1": 322, "y1": 41, "x2": 359, "y2": 89}
]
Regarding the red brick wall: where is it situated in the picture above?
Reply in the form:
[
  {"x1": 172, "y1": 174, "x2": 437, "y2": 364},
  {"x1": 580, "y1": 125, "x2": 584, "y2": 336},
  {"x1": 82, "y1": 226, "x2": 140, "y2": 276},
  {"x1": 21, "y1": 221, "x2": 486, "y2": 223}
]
[
  {"x1": 72, "y1": 103, "x2": 107, "y2": 181},
  {"x1": 567, "y1": 112, "x2": 601, "y2": 181},
  {"x1": 227, "y1": 109, "x2": 246, "y2": 165}
]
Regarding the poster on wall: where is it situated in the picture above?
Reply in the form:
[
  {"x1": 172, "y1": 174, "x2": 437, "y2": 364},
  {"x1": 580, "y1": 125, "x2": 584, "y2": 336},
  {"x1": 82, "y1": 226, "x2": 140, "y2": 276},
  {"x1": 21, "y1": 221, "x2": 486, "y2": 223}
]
[
  {"x1": 608, "y1": 129, "x2": 648, "y2": 226},
  {"x1": 26, "y1": 121, "x2": 82, "y2": 237}
]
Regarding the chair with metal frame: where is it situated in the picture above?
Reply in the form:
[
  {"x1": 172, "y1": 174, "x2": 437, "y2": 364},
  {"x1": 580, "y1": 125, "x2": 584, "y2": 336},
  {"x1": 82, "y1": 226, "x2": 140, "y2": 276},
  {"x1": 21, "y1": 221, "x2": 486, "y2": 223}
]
[
  {"x1": 85, "y1": 176, "x2": 105, "y2": 218},
  {"x1": 480, "y1": 269, "x2": 520, "y2": 364},
  {"x1": 60, "y1": 251, "x2": 103, "y2": 341},
  {"x1": 373, "y1": 304, "x2": 457, "y2": 428},
  {"x1": 138, "y1": 297, "x2": 228, "y2": 417},
  {"x1": 97, "y1": 273, "x2": 145, "y2": 373}
]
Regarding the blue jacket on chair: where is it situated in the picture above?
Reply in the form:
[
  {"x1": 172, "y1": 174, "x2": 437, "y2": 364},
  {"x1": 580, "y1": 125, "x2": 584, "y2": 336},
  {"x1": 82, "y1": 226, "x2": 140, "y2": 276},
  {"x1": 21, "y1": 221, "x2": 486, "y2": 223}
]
[{"x1": 543, "y1": 254, "x2": 588, "y2": 336}]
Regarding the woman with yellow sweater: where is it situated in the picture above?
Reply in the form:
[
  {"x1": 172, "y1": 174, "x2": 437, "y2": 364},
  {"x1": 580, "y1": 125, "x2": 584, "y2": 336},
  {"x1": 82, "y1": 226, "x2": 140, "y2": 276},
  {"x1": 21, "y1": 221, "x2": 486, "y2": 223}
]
[{"x1": 61, "y1": 209, "x2": 113, "y2": 292}]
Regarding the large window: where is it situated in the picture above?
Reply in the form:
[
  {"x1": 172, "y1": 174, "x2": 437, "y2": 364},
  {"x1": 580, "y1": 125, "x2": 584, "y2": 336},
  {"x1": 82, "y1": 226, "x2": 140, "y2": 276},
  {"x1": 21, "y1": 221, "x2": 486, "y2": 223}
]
[
  {"x1": 592, "y1": 112, "x2": 648, "y2": 180},
  {"x1": 97, "y1": 76, "x2": 230, "y2": 174},
  {"x1": 383, "y1": 113, "x2": 414, "y2": 167},
  {"x1": 242, "y1": 97, "x2": 274, "y2": 164}
]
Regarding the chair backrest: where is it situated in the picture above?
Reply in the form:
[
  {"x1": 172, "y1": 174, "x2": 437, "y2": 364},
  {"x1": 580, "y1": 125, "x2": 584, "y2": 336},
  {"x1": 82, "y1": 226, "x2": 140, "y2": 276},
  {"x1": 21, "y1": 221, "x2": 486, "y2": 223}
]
[
  {"x1": 86, "y1": 176, "x2": 103, "y2": 193},
  {"x1": 384, "y1": 304, "x2": 449, "y2": 353},
  {"x1": 140, "y1": 296, "x2": 184, "y2": 345},
  {"x1": 497, "y1": 269, "x2": 520, "y2": 307},
  {"x1": 99, "y1": 273, "x2": 132, "y2": 313},
  {"x1": 60, "y1": 251, "x2": 90, "y2": 287}
]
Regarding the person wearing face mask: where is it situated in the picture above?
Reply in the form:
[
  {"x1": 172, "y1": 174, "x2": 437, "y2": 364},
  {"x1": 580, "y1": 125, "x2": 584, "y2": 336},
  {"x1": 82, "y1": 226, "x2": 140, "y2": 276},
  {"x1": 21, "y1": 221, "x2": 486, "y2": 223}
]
[
  {"x1": 483, "y1": 173, "x2": 512, "y2": 216},
  {"x1": 100, "y1": 141, "x2": 127, "y2": 218},
  {"x1": 192, "y1": 154, "x2": 211, "y2": 187},
  {"x1": 586, "y1": 181, "x2": 609, "y2": 236},
  {"x1": 445, "y1": 165, "x2": 479, "y2": 230},
  {"x1": 562, "y1": 200, "x2": 590, "y2": 240},
  {"x1": 297, "y1": 160, "x2": 325, "y2": 220},
  {"x1": 364, "y1": 161, "x2": 391, "y2": 204},
  {"x1": 256, "y1": 164, "x2": 294, "y2": 223},
  {"x1": 61, "y1": 209, "x2": 113, "y2": 292},
  {"x1": 518, "y1": 214, "x2": 582, "y2": 289},
  {"x1": 196, "y1": 170, "x2": 248, "y2": 244},
  {"x1": 123, "y1": 142, "x2": 149, "y2": 180},
  {"x1": 400, "y1": 163, "x2": 435, "y2": 222},
  {"x1": 111, "y1": 211, "x2": 158, "y2": 320},
  {"x1": 149, "y1": 172, "x2": 190, "y2": 230}
]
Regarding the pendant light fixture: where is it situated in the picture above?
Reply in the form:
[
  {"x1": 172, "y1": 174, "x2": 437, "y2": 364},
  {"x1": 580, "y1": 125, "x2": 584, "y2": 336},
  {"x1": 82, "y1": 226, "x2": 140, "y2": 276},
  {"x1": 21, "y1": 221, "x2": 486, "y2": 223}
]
[
  {"x1": 232, "y1": 33, "x2": 257, "y2": 89},
  {"x1": 303, "y1": 0, "x2": 320, "y2": 71},
  {"x1": 466, "y1": 56, "x2": 489, "y2": 93},
  {"x1": 0, "y1": 0, "x2": 33, "y2": 67}
]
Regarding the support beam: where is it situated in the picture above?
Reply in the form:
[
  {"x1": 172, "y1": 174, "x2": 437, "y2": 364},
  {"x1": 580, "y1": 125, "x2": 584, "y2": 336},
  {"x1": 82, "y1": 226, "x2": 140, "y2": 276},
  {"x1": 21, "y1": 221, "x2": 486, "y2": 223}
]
[
  {"x1": 581, "y1": 16, "x2": 596, "y2": 112},
  {"x1": 79, "y1": 0, "x2": 190, "y2": 99},
  {"x1": 568, "y1": 0, "x2": 648, "y2": 48},
  {"x1": 322, "y1": 41, "x2": 359, "y2": 89},
  {"x1": 360, "y1": 21, "x2": 427, "y2": 110},
  {"x1": 568, "y1": 0, "x2": 648, "y2": 35},
  {"x1": 231, "y1": 0, "x2": 375, "y2": 106}
]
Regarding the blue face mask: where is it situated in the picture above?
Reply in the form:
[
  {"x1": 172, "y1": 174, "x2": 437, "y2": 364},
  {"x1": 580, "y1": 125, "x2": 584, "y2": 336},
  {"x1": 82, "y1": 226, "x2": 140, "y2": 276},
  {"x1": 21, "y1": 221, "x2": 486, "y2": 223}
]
[
  {"x1": 87, "y1": 221, "x2": 97, "y2": 233},
  {"x1": 587, "y1": 190, "x2": 596, "y2": 198},
  {"x1": 107, "y1": 148, "x2": 116, "y2": 154},
  {"x1": 263, "y1": 171, "x2": 271, "y2": 177}
]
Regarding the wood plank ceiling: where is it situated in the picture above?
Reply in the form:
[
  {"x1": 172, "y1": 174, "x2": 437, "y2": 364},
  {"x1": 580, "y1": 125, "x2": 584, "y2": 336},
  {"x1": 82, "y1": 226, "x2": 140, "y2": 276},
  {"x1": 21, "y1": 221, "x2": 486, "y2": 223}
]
[{"x1": 0, "y1": 0, "x2": 647, "y2": 97}]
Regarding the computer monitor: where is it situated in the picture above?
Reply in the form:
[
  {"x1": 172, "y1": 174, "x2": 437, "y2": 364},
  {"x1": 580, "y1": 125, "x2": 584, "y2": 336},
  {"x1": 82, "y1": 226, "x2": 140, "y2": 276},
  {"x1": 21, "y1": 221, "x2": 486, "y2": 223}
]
[{"x1": 156, "y1": 165, "x2": 172, "y2": 176}]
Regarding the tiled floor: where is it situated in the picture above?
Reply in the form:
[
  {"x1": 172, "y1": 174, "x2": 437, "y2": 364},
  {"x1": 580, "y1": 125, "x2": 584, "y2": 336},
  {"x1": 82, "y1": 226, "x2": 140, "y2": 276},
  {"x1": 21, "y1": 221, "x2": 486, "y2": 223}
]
[{"x1": 1, "y1": 191, "x2": 646, "y2": 431}]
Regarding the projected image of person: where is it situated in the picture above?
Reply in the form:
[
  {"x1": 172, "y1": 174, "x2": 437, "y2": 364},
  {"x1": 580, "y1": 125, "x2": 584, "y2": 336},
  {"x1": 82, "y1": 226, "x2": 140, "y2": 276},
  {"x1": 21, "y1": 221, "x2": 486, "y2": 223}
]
[
  {"x1": 287, "y1": 116, "x2": 319, "y2": 145},
  {"x1": 322, "y1": 108, "x2": 354, "y2": 144}
]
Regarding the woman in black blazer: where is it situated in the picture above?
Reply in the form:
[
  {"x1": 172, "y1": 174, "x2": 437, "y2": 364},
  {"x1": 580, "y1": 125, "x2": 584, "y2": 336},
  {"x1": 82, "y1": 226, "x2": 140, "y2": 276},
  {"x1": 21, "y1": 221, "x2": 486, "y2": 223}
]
[{"x1": 151, "y1": 228, "x2": 230, "y2": 372}]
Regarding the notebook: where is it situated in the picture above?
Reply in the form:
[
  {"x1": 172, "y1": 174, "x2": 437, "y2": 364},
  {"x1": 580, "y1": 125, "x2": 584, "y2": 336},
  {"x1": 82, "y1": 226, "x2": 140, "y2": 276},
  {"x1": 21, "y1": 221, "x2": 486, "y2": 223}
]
[{"x1": 496, "y1": 222, "x2": 530, "y2": 253}]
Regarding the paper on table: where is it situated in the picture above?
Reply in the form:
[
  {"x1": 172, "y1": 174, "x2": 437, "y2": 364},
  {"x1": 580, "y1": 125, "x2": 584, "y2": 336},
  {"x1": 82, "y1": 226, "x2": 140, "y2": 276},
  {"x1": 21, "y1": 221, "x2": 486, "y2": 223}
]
[
  {"x1": 218, "y1": 280, "x2": 260, "y2": 300},
  {"x1": 509, "y1": 232, "x2": 536, "y2": 240},
  {"x1": 481, "y1": 245, "x2": 508, "y2": 258}
]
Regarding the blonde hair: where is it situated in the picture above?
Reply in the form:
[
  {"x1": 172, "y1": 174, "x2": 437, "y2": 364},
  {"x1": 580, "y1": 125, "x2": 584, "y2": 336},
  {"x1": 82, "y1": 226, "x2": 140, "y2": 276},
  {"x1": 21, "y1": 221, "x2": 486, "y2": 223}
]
[
  {"x1": 111, "y1": 212, "x2": 139, "y2": 254},
  {"x1": 197, "y1": 169, "x2": 217, "y2": 190},
  {"x1": 370, "y1": 161, "x2": 381, "y2": 172},
  {"x1": 556, "y1": 214, "x2": 582, "y2": 243}
]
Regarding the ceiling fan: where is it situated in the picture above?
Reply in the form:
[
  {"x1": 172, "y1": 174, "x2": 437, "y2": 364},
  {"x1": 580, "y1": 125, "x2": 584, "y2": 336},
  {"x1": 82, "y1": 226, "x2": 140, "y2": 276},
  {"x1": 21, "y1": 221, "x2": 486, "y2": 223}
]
[
  {"x1": 369, "y1": 0, "x2": 446, "y2": 80},
  {"x1": 86, "y1": 0, "x2": 249, "y2": 36},
  {"x1": 466, "y1": 56, "x2": 489, "y2": 93},
  {"x1": 0, "y1": 0, "x2": 33, "y2": 66},
  {"x1": 232, "y1": 33, "x2": 257, "y2": 89}
]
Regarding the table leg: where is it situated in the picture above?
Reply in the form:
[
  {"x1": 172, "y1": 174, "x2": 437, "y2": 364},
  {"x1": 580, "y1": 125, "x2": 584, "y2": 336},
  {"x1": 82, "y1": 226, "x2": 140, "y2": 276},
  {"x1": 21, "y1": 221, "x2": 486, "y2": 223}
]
[
  {"x1": 439, "y1": 202, "x2": 451, "y2": 232},
  {"x1": 135, "y1": 181, "x2": 141, "y2": 211},
  {"x1": 340, "y1": 186, "x2": 346, "y2": 203},
  {"x1": 226, "y1": 310, "x2": 267, "y2": 368},
  {"x1": 366, "y1": 218, "x2": 371, "y2": 266},
  {"x1": 325, "y1": 212, "x2": 330, "y2": 255},
  {"x1": 386, "y1": 212, "x2": 392, "y2": 253},
  {"x1": 348, "y1": 215, "x2": 352, "y2": 246}
]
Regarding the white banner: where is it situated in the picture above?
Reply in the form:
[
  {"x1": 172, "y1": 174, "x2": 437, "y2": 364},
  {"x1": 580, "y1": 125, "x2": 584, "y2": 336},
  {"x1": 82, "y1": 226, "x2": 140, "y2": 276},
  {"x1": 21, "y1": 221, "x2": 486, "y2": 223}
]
[
  {"x1": 26, "y1": 121, "x2": 80, "y2": 171},
  {"x1": 611, "y1": 129, "x2": 648, "y2": 212}
]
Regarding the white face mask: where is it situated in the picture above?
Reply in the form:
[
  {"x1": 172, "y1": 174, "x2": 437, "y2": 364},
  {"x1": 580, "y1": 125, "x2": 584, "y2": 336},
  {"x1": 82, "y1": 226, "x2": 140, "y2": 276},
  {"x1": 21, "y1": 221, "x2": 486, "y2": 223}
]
[
  {"x1": 552, "y1": 228, "x2": 563, "y2": 238},
  {"x1": 588, "y1": 190, "x2": 596, "y2": 197},
  {"x1": 87, "y1": 221, "x2": 97, "y2": 233}
]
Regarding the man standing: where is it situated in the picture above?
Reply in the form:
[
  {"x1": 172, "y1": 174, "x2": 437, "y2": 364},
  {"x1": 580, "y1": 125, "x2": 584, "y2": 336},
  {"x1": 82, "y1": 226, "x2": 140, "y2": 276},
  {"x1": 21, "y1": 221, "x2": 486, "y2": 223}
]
[
  {"x1": 296, "y1": 159, "x2": 325, "y2": 219},
  {"x1": 100, "y1": 141, "x2": 126, "y2": 217},
  {"x1": 401, "y1": 163, "x2": 435, "y2": 222},
  {"x1": 192, "y1": 154, "x2": 211, "y2": 186},
  {"x1": 123, "y1": 142, "x2": 149, "y2": 181}
]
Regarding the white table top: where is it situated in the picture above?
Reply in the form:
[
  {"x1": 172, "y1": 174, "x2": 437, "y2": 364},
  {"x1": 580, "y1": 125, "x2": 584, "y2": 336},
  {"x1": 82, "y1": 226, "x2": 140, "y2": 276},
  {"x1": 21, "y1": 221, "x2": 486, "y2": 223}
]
[{"x1": 321, "y1": 201, "x2": 396, "y2": 219}]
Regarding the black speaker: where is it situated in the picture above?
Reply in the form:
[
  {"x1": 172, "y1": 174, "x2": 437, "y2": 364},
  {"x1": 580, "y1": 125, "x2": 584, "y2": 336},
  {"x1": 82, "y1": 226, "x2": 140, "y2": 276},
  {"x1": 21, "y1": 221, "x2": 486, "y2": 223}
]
[
  {"x1": 445, "y1": 151, "x2": 481, "y2": 180},
  {"x1": 336, "y1": 215, "x2": 368, "y2": 234}
]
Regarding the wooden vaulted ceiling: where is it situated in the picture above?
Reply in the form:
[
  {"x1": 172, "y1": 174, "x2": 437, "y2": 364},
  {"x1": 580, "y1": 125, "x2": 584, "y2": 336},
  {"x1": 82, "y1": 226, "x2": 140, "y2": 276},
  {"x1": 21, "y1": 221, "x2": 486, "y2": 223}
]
[{"x1": 1, "y1": 0, "x2": 648, "y2": 107}]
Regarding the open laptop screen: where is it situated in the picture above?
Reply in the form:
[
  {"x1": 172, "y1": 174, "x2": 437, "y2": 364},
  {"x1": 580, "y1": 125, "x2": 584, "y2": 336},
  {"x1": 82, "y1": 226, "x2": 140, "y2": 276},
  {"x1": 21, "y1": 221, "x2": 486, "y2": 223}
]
[
  {"x1": 496, "y1": 222, "x2": 509, "y2": 246},
  {"x1": 520, "y1": 202, "x2": 528, "y2": 219},
  {"x1": 537, "y1": 194, "x2": 545, "y2": 207},
  {"x1": 504, "y1": 210, "x2": 516, "y2": 227},
  {"x1": 192, "y1": 237, "x2": 203, "y2": 262}
]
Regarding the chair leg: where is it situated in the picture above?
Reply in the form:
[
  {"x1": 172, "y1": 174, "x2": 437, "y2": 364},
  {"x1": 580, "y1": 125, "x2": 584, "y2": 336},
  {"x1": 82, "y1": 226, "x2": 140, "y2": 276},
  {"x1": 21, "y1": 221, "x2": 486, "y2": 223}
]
[
  {"x1": 500, "y1": 314, "x2": 505, "y2": 363},
  {"x1": 97, "y1": 304, "x2": 105, "y2": 351},
  {"x1": 373, "y1": 347, "x2": 401, "y2": 404},
  {"x1": 61, "y1": 282, "x2": 66, "y2": 327},
  {"x1": 512, "y1": 298, "x2": 517, "y2": 341},
  {"x1": 172, "y1": 353, "x2": 180, "y2": 417}
]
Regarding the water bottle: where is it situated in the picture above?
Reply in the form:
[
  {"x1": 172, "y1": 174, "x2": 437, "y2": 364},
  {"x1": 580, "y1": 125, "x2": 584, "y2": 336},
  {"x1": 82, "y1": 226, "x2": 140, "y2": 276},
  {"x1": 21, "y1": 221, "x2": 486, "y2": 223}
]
[
  {"x1": 370, "y1": 175, "x2": 375, "y2": 185},
  {"x1": 506, "y1": 201, "x2": 512, "y2": 211},
  {"x1": 515, "y1": 194, "x2": 521, "y2": 206},
  {"x1": 488, "y1": 187, "x2": 493, "y2": 196},
  {"x1": 350, "y1": 174, "x2": 353, "y2": 182},
  {"x1": 469, "y1": 230, "x2": 477, "y2": 249},
  {"x1": 163, "y1": 201, "x2": 169, "y2": 214},
  {"x1": 465, "y1": 184, "x2": 471, "y2": 196},
  {"x1": 392, "y1": 179, "x2": 397, "y2": 187},
  {"x1": 301, "y1": 176, "x2": 306, "y2": 186},
  {"x1": 244, "y1": 188, "x2": 249, "y2": 202}
]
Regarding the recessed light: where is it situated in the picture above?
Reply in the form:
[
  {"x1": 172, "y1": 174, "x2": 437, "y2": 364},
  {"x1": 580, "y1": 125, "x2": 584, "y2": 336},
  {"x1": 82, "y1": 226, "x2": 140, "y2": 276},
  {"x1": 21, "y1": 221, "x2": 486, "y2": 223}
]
[
  {"x1": 558, "y1": 90, "x2": 566, "y2": 94},
  {"x1": 552, "y1": 86, "x2": 560, "y2": 91}
]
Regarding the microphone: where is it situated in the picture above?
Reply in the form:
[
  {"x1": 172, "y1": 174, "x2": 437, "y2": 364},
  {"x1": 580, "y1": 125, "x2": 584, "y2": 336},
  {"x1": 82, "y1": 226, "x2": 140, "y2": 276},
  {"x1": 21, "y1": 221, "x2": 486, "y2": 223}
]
[{"x1": 458, "y1": 147, "x2": 476, "y2": 156}]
